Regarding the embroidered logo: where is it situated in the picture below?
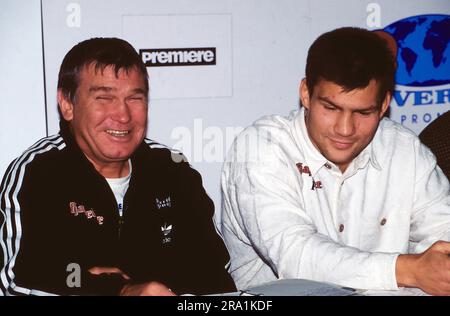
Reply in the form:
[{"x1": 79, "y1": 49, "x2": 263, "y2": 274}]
[
  {"x1": 296, "y1": 162, "x2": 312, "y2": 177},
  {"x1": 156, "y1": 197, "x2": 172, "y2": 209},
  {"x1": 69, "y1": 202, "x2": 104, "y2": 225},
  {"x1": 161, "y1": 223, "x2": 173, "y2": 244},
  {"x1": 311, "y1": 180, "x2": 323, "y2": 190},
  {"x1": 297, "y1": 162, "x2": 323, "y2": 190}
]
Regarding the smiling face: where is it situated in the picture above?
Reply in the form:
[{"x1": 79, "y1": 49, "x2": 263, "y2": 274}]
[
  {"x1": 58, "y1": 63, "x2": 148, "y2": 177},
  {"x1": 300, "y1": 78, "x2": 390, "y2": 173}
]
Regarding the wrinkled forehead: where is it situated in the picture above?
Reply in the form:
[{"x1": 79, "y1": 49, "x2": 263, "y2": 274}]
[
  {"x1": 80, "y1": 62, "x2": 141, "y2": 79},
  {"x1": 77, "y1": 62, "x2": 147, "y2": 90}
]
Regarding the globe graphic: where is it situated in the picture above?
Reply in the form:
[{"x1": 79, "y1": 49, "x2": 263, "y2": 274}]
[{"x1": 383, "y1": 14, "x2": 450, "y2": 87}]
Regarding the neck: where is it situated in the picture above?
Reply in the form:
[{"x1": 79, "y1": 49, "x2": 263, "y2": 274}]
[
  {"x1": 338, "y1": 163, "x2": 349, "y2": 173},
  {"x1": 86, "y1": 156, "x2": 130, "y2": 178}
]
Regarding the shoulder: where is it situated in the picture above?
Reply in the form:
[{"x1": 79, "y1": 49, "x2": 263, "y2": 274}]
[
  {"x1": 375, "y1": 118, "x2": 421, "y2": 147},
  {"x1": 1, "y1": 134, "x2": 66, "y2": 196},
  {"x1": 250, "y1": 112, "x2": 296, "y2": 140},
  {"x1": 141, "y1": 138, "x2": 188, "y2": 164},
  {"x1": 374, "y1": 118, "x2": 436, "y2": 166},
  {"x1": 223, "y1": 112, "x2": 300, "y2": 186},
  {"x1": 228, "y1": 111, "x2": 298, "y2": 163},
  {"x1": 140, "y1": 139, "x2": 209, "y2": 199},
  {"x1": 138, "y1": 138, "x2": 201, "y2": 181},
  {"x1": 21, "y1": 134, "x2": 66, "y2": 157},
  {"x1": 4, "y1": 134, "x2": 66, "y2": 176}
]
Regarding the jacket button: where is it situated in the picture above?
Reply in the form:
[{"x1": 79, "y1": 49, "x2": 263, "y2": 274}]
[
  {"x1": 339, "y1": 224, "x2": 344, "y2": 232},
  {"x1": 380, "y1": 218, "x2": 387, "y2": 226}
]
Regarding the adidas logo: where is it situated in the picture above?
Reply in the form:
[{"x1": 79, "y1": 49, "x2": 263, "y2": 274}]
[
  {"x1": 161, "y1": 223, "x2": 173, "y2": 244},
  {"x1": 161, "y1": 223, "x2": 173, "y2": 236},
  {"x1": 156, "y1": 197, "x2": 171, "y2": 209}
]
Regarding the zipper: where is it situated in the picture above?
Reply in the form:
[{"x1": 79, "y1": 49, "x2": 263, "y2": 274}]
[
  {"x1": 118, "y1": 216, "x2": 124, "y2": 240},
  {"x1": 118, "y1": 203, "x2": 128, "y2": 240}
]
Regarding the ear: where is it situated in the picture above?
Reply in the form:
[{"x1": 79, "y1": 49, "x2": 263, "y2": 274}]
[
  {"x1": 57, "y1": 89, "x2": 74, "y2": 121},
  {"x1": 379, "y1": 92, "x2": 391, "y2": 118},
  {"x1": 300, "y1": 78, "x2": 311, "y2": 110}
]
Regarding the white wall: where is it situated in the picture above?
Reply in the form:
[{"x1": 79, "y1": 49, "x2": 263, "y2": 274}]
[
  {"x1": 0, "y1": 0, "x2": 46, "y2": 178},
  {"x1": 1, "y1": 0, "x2": 449, "y2": 216}
]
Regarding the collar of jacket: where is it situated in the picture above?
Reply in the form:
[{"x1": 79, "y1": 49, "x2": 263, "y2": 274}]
[
  {"x1": 59, "y1": 119, "x2": 101, "y2": 172},
  {"x1": 58, "y1": 119, "x2": 151, "y2": 182}
]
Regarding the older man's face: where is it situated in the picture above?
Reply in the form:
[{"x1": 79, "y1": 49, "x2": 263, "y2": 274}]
[{"x1": 61, "y1": 64, "x2": 148, "y2": 171}]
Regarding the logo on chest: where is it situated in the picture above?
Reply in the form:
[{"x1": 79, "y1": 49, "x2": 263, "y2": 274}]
[
  {"x1": 156, "y1": 196, "x2": 172, "y2": 209},
  {"x1": 296, "y1": 162, "x2": 323, "y2": 191},
  {"x1": 69, "y1": 202, "x2": 104, "y2": 225},
  {"x1": 296, "y1": 162, "x2": 312, "y2": 177},
  {"x1": 161, "y1": 222, "x2": 173, "y2": 244}
]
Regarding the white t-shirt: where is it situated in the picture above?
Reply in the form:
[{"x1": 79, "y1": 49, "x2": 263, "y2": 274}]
[{"x1": 105, "y1": 160, "x2": 132, "y2": 217}]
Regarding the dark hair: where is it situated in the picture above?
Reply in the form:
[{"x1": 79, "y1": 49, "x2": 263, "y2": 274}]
[
  {"x1": 305, "y1": 27, "x2": 396, "y2": 106},
  {"x1": 57, "y1": 37, "x2": 148, "y2": 104}
]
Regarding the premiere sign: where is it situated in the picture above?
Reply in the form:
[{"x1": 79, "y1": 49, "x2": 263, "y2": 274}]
[{"x1": 140, "y1": 47, "x2": 216, "y2": 67}]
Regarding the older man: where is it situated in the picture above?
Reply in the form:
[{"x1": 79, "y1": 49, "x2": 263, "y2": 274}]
[{"x1": 0, "y1": 37, "x2": 235, "y2": 296}]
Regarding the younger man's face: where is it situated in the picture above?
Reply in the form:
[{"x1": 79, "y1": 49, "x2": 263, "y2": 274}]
[{"x1": 300, "y1": 78, "x2": 390, "y2": 172}]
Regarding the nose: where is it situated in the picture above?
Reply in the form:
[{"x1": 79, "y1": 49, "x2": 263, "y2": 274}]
[
  {"x1": 112, "y1": 99, "x2": 132, "y2": 124},
  {"x1": 334, "y1": 112, "x2": 355, "y2": 137}
]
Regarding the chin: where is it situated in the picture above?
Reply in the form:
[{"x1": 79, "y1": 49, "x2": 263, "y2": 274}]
[
  {"x1": 110, "y1": 142, "x2": 139, "y2": 153},
  {"x1": 102, "y1": 150, "x2": 134, "y2": 161},
  {"x1": 325, "y1": 153, "x2": 351, "y2": 165}
]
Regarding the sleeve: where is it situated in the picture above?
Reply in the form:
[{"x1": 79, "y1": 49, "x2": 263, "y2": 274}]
[
  {"x1": 0, "y1": 159, "x2": 17, "y2": 296},
  {"x1": 0, "y1": 158, "x2": 65, "y2": 296},
  {"x1": 409, "y1": 139, "x2": 450, "y2": 253},
  {"x1": 221, "y1": 130, "x2": 399, "y2": 291},
  {"x1": 0, "y1": 157, "x2": 125, "y2": 296},
  {"x1": 167, "y1": 157, "x2": 236, "y2": 295}
]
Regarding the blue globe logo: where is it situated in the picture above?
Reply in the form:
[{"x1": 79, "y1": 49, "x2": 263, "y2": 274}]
[{"x1": 383, "y1": 14, "x2": 450, "y2": 87}]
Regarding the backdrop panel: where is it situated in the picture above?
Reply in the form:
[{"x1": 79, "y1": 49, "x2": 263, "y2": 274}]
[
  {"x1": 0, "y1": 0, "x2": 47, "y2": 178},
  {"x1": 2, "y1": 0, "x2": 448, "y2": 219}
]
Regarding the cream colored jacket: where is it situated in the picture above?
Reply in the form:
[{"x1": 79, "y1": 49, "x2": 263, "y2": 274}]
[{"x1": 220, "y1": 108, "x2": 450, "y2": 291}]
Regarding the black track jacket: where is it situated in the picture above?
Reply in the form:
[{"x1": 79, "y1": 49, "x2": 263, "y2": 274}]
[{"x1": 0, "y1": 122, "x2": 236, "y2": 295}]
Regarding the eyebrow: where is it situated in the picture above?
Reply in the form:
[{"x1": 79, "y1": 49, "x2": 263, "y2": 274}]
[
  {"x1": 317, "y1": 96, "x2": 378, "y2": 111},
  {"x1": 88, "y1": 86, "x2": 147, "y2": 95},
  {"x1": 130, "y1": 88, "x2": 147, "y2": 95},
  {"x1": 89, "y1": 86, "x2": 116, "y2": 93}
]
